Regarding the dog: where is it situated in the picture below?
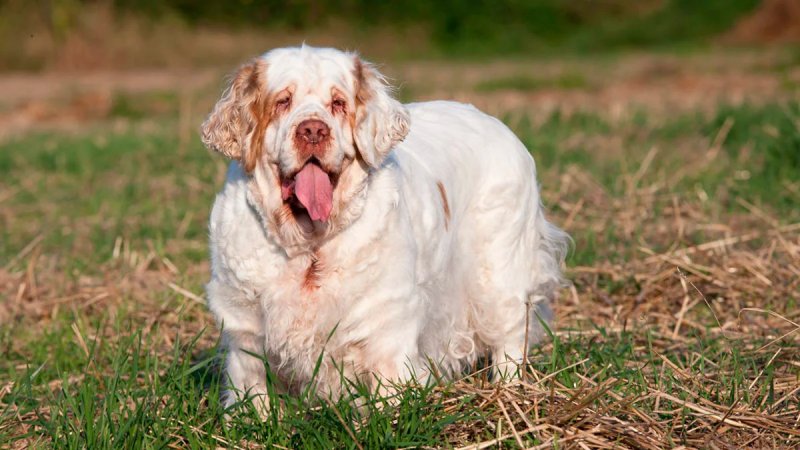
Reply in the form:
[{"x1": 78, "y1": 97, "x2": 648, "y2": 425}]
[{"x1": 201, "y1": 45, "x2": 568, "y2": 410}]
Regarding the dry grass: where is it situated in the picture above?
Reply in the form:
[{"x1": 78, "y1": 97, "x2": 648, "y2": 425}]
[
  {"x1": 436, "y1": 202, "x2": 800, "y2": 448},
  {"x1": 4, "y1": 224, "x2": 798, "y2": 448}
]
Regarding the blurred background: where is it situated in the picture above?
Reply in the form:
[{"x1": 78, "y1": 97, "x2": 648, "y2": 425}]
[
  {"x1": 0, "y1": 0, "x2": 798, "y2": 136},
  {"x1": 0, "y1": 0, "x2": 794, "y2": 147},
  {"x1": 2, "y1": 0, "x2": 799, "y2": 69}
]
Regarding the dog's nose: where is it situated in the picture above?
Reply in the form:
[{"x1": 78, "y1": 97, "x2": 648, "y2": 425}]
[{"x1": 296, "y1": 119, "x2": 330, "y2": 144}]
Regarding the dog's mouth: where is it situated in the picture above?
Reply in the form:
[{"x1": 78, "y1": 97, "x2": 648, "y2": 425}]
[{"x1": 280, "y1": 158, "x2": 339, "y2": 222}]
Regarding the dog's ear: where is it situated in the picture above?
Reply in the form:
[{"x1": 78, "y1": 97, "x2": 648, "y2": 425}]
[
  {"x1": 352, "y1": 57, "x2": 410, "y2": 168},
  {"x1": 201, "y1": 59, "x2": 269, "y2": 173}
]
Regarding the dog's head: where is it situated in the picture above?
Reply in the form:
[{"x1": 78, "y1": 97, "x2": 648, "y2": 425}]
[{"x1": 201, "y1": 46, "x2": 409, "y2": 253}]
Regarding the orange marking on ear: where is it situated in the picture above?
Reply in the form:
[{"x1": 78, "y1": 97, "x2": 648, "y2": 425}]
[
  {"x1": 436, "y1": 181, "x2": 451, "y2": 230},
  {"x1": 244, "y1": 60, "x2": 271, "y2": 174},
  {"x1": 352, "y1": 57, "x2": 373, "y2": 107}
]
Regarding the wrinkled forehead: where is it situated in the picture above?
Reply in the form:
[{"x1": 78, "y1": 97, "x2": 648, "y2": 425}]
[{"x1": 262, "y1": 48, "x2": 356, "y2": 96}]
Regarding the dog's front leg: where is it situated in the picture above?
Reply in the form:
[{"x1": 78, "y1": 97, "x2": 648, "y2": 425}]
[
  {"x1": 208, "y1": 280, "x2": 271, "y2": 417},
  {"x1": 221, "y1": 329, "x2": 269, "y2": 417}
]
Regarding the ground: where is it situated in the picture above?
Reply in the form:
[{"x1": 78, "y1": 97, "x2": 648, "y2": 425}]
[{"x1": 0, "y1": 46, "x2": 799, "y2": 448}]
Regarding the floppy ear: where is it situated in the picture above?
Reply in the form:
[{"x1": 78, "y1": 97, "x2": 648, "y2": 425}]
[
  {"x1": 352, "y1": 57, "x2": 410, "y2": 168},
  {"x1": 201, "y1": 59, "x2": 268, "y2": 173}
]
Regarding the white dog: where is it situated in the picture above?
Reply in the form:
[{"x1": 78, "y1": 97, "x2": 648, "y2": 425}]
[{"x1": 201, "y1": 46, "x2": 568, "y2": 408}]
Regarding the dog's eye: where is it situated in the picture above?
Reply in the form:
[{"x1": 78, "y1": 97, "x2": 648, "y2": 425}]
[
  {"x1": 276, "y1": 96, "x2": 292, "y2": 111},
  {"x1": 331, "y1": 98, "x2": 346, "y2": 113}
]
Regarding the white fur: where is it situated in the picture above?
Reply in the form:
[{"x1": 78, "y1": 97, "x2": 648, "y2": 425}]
[{"x1": 203, "y1": 46, "x2": 568, "y2": 409}]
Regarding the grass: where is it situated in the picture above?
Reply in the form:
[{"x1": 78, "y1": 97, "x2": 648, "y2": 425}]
[
  {"x1": 3, "y1": 321, "x2": 466, "y2": 448},
  {"x1": 5, "y1": 316, "x2": 797, "y2": 447},
  {"x1": 0, "y1": 131, "x2": 217, "y2": 270},
  {"x1": 475, "y1": 72, "x2": 588, "y2": 93},
  {"x1": 1, "y1": 48, "x2": 800, "y2": 448}
]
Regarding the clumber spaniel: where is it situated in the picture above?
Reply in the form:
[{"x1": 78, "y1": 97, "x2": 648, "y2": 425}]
[{"x1": 201, "y1": 46, "x2": 568, "y2": 409}]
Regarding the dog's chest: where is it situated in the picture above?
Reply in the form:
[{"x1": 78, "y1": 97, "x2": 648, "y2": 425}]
[
  {"x1": 259, "y1": 250, "x2": 374, "y2": 379},
  {"x1": 261, "y1": 250, "x2": 347, "y2": 335}
]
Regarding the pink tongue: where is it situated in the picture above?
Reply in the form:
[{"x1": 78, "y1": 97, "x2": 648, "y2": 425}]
[{"x1": 294, "y1": 163, "x2": 333, "y2": 222}]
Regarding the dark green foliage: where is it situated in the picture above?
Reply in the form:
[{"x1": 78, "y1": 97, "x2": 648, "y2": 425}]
[
  {"x1": 98, "y1": 0, "x2": 760, "y2": 54},
  {"x1": 567, "y1": 0, "x2": 762, "y2": 51}
]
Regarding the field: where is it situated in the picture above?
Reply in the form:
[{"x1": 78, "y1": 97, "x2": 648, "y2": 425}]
[{"x1": 1, "y1": 43, "x2": 800, "y2": 448}]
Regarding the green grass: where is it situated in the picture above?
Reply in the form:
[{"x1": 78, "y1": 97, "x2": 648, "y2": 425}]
[
  {"x1": 0, "y1": 128, "x2": 221, "y2": 268},
  {"x1": 23, "y1": 323, "x2": 378, "y2": 447},
  {"x1": 109, "y1": 91, "x2": 181, "y2": 120},
  {"x1": 522, "y1": 102, "x2": 800, "y2": 201},
  {"x1": 475, "y1": 72, "x2": 588, "y2": 93},
  {"x1": 708, "y1": 102, "x2": 800, "y2": 208},
  {"x1": 1, "y1": 311, "x2": 469, "y2": 448}
]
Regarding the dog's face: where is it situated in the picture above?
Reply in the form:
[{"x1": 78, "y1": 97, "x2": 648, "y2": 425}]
[{"x1": 201, "y1": 46, "x2": 409, "y2": 253}]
